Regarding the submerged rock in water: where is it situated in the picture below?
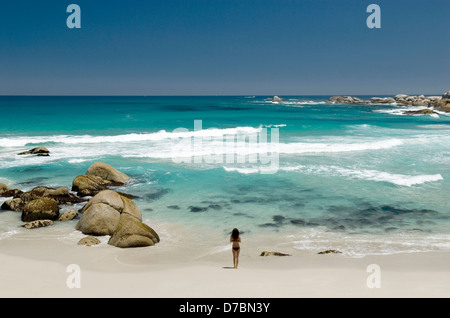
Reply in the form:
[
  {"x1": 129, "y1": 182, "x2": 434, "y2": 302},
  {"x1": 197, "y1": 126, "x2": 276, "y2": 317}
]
[
  {"x1": 18, "y1": 146, "x2": 50, "y2": 156},
  {"x1": 21, "y1": 198, "x2": 60, "y2": 222},
  {"x1": 188, "y1": 206, "x2": 208, "y2": 212}
]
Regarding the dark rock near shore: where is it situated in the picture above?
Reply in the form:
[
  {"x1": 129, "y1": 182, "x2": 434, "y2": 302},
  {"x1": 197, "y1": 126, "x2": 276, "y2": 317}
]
[
  {"x1": 260, "y1": 251, "x2": 291, "y2": 257},
  {"x1": 18, "y1": 186, "x2": 85, "y2": 205},
  {"x1": 318, "y1": 249, "x2": 342, "y2": 255},
  {"x1": 18, "y1": 146, "x2": 50, "y2": 156}
]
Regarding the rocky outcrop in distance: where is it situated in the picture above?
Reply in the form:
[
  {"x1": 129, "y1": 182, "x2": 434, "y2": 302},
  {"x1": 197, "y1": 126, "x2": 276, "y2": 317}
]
[{"x1": 327, "y1": 90, "x2": 450, "y2": 111}]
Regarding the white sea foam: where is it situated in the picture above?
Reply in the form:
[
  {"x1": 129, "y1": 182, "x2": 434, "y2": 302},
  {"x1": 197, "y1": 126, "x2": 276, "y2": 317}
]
[
  {"x1": 67, "y1": 158, "x2": 90, "y2": 164},
  {"x1": 224, "y1": 164, "x2": 443, "y2": 186},
  {"x1": 374, "y1": 106, "x2": 450, "y2": 117},
  {"x1": 277, "y1": 139, "x2": 403, "y2": 154},
  {"x1": 0, "y1": 126, "x2": 264, "y2": 148},
  {"x1": 263, "y1": 124, "x2": 287, "y2": 128},
  {"x1": 291, "y1": 229, "x2": 450, "y2": 257}
]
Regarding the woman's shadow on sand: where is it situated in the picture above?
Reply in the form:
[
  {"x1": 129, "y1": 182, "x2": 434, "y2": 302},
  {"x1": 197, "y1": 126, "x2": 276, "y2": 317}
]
[{"x1": 222, "y1": 266, "x2": 235, "y2": 269}]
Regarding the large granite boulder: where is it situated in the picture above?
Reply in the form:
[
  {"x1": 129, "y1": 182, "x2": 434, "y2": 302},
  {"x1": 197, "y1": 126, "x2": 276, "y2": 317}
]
[
  {"x1": 76, "y1": 203, "x2": 121, "y2": 236},
  {"x1": 80, "y1": 190, "x2": 142, "y2": 220},
  {"x1": 86, "y1": 162, "x2": 130, "y2": 185},
  {"x1": 76, "y1": 190, "x2": 158, "y2": 248},
  {"x1": 72, "y1": 175, "x2": 112, "y2": 197},
  {"x1": 21, "y1": 198, "x2": 60, "y2": 222},
  {"x1": 81, "y1": 190, "x2": 124, "y2": 213},
  {"x1": 108, "y1": 213, "x2": 160, "y2": 248},
  {"x1": 72, "y1": 162, "x2": 130, "y2": 197}
]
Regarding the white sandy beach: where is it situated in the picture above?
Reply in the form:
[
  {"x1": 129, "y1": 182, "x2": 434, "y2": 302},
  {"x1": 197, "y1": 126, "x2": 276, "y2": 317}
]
[{"x1": 1, "y1": 230, "x2": 450, "y2": 298}]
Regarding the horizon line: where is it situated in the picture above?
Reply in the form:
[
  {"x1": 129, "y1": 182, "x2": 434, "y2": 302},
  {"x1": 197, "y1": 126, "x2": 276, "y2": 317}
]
[{"x1": 0, "y1": 92, "x2": 445, "y2": 97}]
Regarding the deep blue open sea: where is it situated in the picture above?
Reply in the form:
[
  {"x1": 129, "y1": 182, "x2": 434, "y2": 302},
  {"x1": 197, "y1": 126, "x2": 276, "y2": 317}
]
[{"x1": 1, "y1": 95, "x2": 450, "y2": 256}]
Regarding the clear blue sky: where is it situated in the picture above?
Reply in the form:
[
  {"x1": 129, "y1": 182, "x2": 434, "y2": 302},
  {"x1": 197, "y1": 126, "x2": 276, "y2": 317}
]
[{"x1": 0, "y1": 0, "x2": 448, "y2": 95}]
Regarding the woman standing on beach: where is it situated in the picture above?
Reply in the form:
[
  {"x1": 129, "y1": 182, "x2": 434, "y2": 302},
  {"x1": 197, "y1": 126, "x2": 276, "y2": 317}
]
[{"x1": 230, "y1": 228, "x2": 241, "y2": 269}]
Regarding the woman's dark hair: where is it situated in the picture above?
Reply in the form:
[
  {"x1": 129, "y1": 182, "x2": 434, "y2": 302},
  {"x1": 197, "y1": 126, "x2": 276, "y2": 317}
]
[{"x1": 232, "y1": 228, "x2": 239, "y2": 240}]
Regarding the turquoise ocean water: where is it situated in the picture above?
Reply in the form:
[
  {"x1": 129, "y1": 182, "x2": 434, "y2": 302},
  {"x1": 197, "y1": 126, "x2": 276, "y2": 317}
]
[{"x1": 1, "y1": 95, "x2": 450, "y2": 256}]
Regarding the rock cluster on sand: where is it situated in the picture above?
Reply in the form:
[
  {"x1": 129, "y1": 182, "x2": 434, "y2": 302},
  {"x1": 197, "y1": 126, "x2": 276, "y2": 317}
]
[
  {"x1": 72, "y1": 162, "x2": 130, "y2": 197},
  {"x1": 18, "y1": 146, "x2": 50, "y2": 156},
  {"x1": 0, "y1": 162, "x2": 159, "y2": 249},
  {"x1": 76, "y1": 190, "x2": 160, "y2": 248},
  {"x1": 327, "y1": 91, "x2": 450, "y2": 111}
]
